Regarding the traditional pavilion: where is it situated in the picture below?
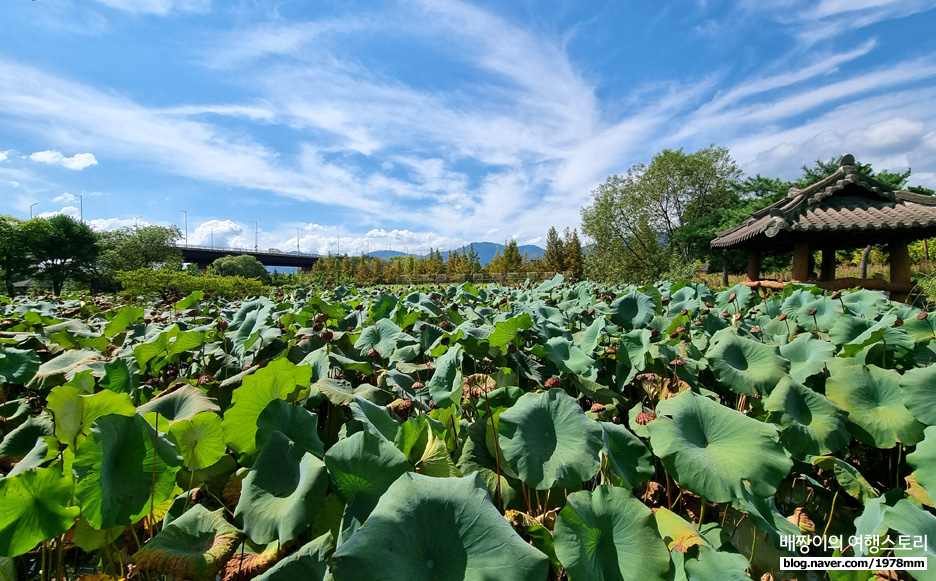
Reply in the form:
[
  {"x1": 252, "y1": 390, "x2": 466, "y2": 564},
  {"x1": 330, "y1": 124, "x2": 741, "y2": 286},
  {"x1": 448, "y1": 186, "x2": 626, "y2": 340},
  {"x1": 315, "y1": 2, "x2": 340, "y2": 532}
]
[{"x1": 711, "y1": 155, "x2": 936, "y2": 302}]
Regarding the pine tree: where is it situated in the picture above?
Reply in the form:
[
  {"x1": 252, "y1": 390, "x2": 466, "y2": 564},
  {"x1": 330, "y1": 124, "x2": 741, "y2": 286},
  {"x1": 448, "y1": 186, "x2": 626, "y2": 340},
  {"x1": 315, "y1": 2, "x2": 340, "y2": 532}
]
[
  {"x1": 563, "y1": 228, "x2": 584, "y2": 280},
  {"x1": 543, "y1": 226, "x2": 565, "y2": 273},
  {"x1": 502, "y1": 239, "x2": 523, "y2": 273}
]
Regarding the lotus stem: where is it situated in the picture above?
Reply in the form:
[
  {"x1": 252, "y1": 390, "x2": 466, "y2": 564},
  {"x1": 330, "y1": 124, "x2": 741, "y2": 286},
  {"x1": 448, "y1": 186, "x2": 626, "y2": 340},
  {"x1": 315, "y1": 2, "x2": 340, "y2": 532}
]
[
  {"x1": 749, "y1": 530, "x2": 756, "y2": 563},
  {"x1": 698, "y1": 497, "x2": 706, "y2": 526},
  {"x1": 149, "y1": 411, "x2": 159, "y2": 541},
  {"x1": 896, "y1": 445, "x2": 904, "y2": 489},
  {"x1": 481, "y1": 391, "x2": 503, "y2": 511},
  {"x1": 535, "y1": 488, "x2": 542, "y2": 517},
  {"x1": 721, "y1": 503, "x2": 730, "y2": 527},
  {"x1": 664, "y1": 469, "x2": 673, "y2": 509},
  {"x1": 823, "y1": 489, "x2": 839, "y2": 538}
]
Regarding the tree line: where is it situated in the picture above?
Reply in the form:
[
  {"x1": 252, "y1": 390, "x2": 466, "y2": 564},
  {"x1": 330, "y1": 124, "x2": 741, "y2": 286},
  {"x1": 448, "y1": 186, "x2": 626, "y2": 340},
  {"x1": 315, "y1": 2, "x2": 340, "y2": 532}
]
[{"x1": 580, "y1": 145, "x2": 935, "y2": 283}]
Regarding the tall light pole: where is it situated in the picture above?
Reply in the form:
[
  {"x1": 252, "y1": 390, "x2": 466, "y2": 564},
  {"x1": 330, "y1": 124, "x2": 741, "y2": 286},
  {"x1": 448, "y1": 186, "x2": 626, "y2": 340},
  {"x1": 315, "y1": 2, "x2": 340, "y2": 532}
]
[
  {"x1": 250, "y1": 221, "x2": 258, "y2": 252},
  {"x1": 78, "y1": 194, "x2": 83, "y2": 223},
  {"x1": 29, "y1": 203, "x2": 37, "y2": 219},
  {"x1": 296, "y1": 228, "x2": 301, "y2": 254},
  {"x1": 134, "y1": 215, "x2": 142, "y2": 229},
  {"x1": 180, "y1": 210, "x2": 188, "y2": 246}
]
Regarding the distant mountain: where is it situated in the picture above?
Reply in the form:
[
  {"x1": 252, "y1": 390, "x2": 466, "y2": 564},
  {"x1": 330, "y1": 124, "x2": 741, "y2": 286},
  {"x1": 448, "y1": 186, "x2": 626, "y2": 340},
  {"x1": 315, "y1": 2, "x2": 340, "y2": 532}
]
[{"x1": 366, "y1": 242, "x2": 544, "y2": 266}]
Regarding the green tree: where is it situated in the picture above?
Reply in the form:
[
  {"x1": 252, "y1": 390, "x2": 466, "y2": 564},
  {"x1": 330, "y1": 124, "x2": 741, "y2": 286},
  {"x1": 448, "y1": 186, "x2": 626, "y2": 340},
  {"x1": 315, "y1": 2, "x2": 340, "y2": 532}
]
[
  {"x1": 562, "y1": 227, "x2": 584, "y2": 279},
  {"x1": 543, "y1": 227, "x2": 565, "y2": 272},
  {"x1": 0, "y1": 216, "x2": 33, "y2": 296},
  {"x1": 210, "y1": 254, "x2": 269, "y2": 281},
  {"x1": 491, "y1": 240, "x2": 524, "y2": 274},
  {"x1": 581, "y1": 145, "x2": 741, "y2": 282},
  {"x1": 20, "y1": 215, "x2": 100, "y2": 295},
  {"x1": 98, "y1": 225, "x2": 182, "y2": 271}
]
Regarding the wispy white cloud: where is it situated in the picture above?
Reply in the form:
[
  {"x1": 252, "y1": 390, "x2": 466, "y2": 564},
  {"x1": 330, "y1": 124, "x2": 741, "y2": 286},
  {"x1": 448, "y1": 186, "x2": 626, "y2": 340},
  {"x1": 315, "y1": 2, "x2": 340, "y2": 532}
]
[
  {"x1": 29, "y1": 150, "x2": 98, "y2": 170},
  {"x1": 92, "y1": 0, "x2": 210, "y2": 16}
]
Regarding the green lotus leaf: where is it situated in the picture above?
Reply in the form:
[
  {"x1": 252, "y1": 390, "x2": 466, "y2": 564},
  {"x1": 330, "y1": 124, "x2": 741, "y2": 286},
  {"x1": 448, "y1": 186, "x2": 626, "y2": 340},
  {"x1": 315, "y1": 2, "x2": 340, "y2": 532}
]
[
  {"x1": 878, "y1": 499, "x2": 936, "y2": 577},
  {"x1": 730, "y1": 482, "x2": 800, "y2": 548},
  {"x1": 763, "y1": 377, "x2": 850, "y2": 456},
  {"x1": 73, "y1": 413, "x2": 182, "y2": 529},
  {"x1": 794, "y1": 295, "x2": 842, "y2": 333},
  {"x1": 315, "y1": 377, "x2": 392, "y2": 406},
  {"x1": 0, "y1": 345, "x2": 40, "y2": 385},
  {"x1": 255, "y1": 398, "x2": 324, "y2": 458},
  {"x1": 137, "y1": 385, "x2": 219, "y2": 423},
  {"x1": 778, "y1": 333, "x2": 835, "y2": 383},
  {"x1": 647, "y1": 390, "x2": 792, "y2": 502},
  {"x1": 497, "y1": 389, "x2": 602, "y2": 489},
  {"x1": 29, "y1": 349, "x2": 101, "y2": 389},
  {"x1": 0, "y1": 466, "x2": 80, "y2": 557},
  {"x1": 426, "y1": 344, "x2": 463, "y2": 408},
  {"x1": 609, "y1": 291, "x2": 656, "y2": 331},
  {"x1": 46, "y1": 385, "x2": 136, "y2": 450},
  {"x1": 167, "y1": 411, "x2": 226, "y2": 471},
  {"x1": 103, "y1": 305, "x2": 145, "y2": 338},
  {"x1": 324, "y1": 430, "x2": 411, "y2": 542},
  {"x1": 684, "y1": 545, "x2": 752, "y2": 581},
  {"x1": 825, "y1": 360, "x2": 924, "y2": 448},
  {"x1": 234, "y1": 431, "x2": 327, "y2": 545},
  {"x1": 488, "y1": 312, "x2": 533, "y2": 351},
  {"x1": 654, "y1": 507, "x2": 710, "y2": 553},
  {"x1": 600, "y1": 422, "x2": 653, "y2": 489},
  {"x1": 716, "y1": 283, "x2": 753, "y2": 310},
  {"x1": 841, "y1": 289, "x2": 891, "y2": 319},
  {"x1": 456, "y1": 417, "x2": 519, "y2": 509},
  {"x1": 811, "y1": 455, "x2": 879, "y2": 504},
  {"x1": 0, "y1": 414, "x2": 53, "y2": 458},
  {"x1": 98, "y1": 357, "x2": 140, "y2": 394},
  {"x1": 903, "y1": 311, "x2": 936, "y2": 342},
  {"x1": 349, "y1": 396, "x2": 400, "y2": 442},
  {"x1": 133, "y1": 504, "x2": 243, "y2": 581},
  {"x1": 331, "y1": 473, "x2": 548, "y2": 581},
  {"x1": 222, "y1": 358, "x2": 313, "y2": 463},
  {"x1": 354, "y1": 318, "x2": 407, "y2": 359},
  {"x1": 706, "y1": 331, "x2": 790, "y2": 396},
  {"x1": 553, "y1": 485, "x2": 670, "y2": 581},
  {"x1": 901, "y1": 365, "x2": 936, "y2": 426},
  {"x1": 544, "y1": 337, "x2": 596, "y2": 376},
  {"x1": 908, "y1": 426, "x2": 936, "y2": 504}
]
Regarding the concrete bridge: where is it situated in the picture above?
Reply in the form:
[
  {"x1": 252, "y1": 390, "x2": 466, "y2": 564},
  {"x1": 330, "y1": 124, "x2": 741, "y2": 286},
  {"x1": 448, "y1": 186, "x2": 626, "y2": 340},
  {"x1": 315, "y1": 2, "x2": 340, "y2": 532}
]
[{"x1": 177, "y1": 245, "x2": 321, "y2": 269}]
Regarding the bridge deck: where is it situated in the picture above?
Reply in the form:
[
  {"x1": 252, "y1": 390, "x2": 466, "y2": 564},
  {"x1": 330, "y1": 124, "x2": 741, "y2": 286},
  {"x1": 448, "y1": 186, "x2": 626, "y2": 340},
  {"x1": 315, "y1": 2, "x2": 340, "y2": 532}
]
[{"x1": 177, "y1": 245, "x2": 320, "y2": 268}]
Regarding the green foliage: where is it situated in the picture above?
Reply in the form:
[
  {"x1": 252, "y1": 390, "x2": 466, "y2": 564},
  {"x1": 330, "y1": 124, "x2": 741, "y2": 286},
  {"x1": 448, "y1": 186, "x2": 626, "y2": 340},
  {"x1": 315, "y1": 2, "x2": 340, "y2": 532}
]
[
  {"x1": 20, "y1": 215, "x2": 99, "y2": 295},
  {"x1": 543, "y1": 227, "x2": 565, "y2": 272},
  {"x1": 210, "y1": 254, "x2": 269, "y2": 281},
  {"x1": 116, "y1": 268, "x2": 265, "y2": 299},
  {"x1": 94, "y1": 225, "x2": 183, "y2": 291}
]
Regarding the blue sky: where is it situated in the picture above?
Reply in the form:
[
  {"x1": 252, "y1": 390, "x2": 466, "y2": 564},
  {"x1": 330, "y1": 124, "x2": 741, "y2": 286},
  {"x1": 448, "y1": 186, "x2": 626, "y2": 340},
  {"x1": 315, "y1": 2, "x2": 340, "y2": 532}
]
[{"x1": 2, "y1": 0, "x2": 936, "y2": 255}]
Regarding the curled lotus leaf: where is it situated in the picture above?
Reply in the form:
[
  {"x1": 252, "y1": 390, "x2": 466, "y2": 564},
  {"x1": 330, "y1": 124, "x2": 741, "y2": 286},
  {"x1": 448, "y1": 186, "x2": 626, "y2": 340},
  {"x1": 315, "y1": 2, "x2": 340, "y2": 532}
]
[
  {"x1": 0, "y1": 345, "x2": 40, "y2": 385},
  {"x1": 907, "y1": 426, "x2": 936, "y2": 504},
  {"x1": 331, "y1": 473, "x2": 548, "y2": 581},
  {"x1": 900, "y1": 365, "x2": 936, "y2": 426},
  {"x1": 647, "y1": 390, "x2": 792, "y2": 502},
  {"x1": 763, "y1": 377, "x2": 850, "y2": 456},
  {"x1": 706, "y1": 331, "x2": 790, "y2": 396},
  {"x1": 683, "y1": 545, "x2": 752, "y2": 581},
  {"x1": 137, "y1": 385, "x2": 220, "y2": 424},
  {"x1": 825, "y1": 360, "x2": 924, "y2": 448},
  {"x1": 133, "y1": 504, "x2": 242, "y2": 581},
  {"x1": 0, "y1": 466, "x2": 80, "y2": 557},
  {"x1": 553, "y1": 485, "x2": 670, "y2": 581},
  {"x1": 778, "y1": 333, "x2": 835, "y2": 384},
  {"x1": 497, "y1": 389, "x2": 603, "y2": 489}
]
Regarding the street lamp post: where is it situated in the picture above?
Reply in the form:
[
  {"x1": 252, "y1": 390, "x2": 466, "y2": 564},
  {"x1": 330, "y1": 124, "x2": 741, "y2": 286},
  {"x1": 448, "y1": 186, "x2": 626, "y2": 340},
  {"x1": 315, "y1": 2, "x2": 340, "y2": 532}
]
[
  {"x1": 296, "y1": 228, "x2": 300, "y2": 254},
  {"x1": 180, "y1": 210, "x2": 188, "y2": 246},
  {"x1": 78, "y1": 195, "x2": 83, "y2": 223},
  {"x1": 29, "y1": 203, "x2": 37, "y2": 219},
  {"x1": 250, "y1": 221, "x2": 258, "y2": 252},
  {"x1": 134, "y1": 216, "x2": 142, "y2": 229}
]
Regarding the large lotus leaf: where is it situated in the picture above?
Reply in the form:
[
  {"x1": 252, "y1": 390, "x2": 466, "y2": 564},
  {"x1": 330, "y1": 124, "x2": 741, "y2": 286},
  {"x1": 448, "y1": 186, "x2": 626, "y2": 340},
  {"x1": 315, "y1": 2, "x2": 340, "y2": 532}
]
[
  {"x1": 880, "y1": 499, "x2": 936, "y2": 580},
  {"x1": 0, "y1": 345, "x2": 40, "y2": 385},
  {"x1": 778, "y1": 333, "x2": 835, "y2": 383},
  {"x1": 901, "y1": 365, "x2": 936, "y2": 426},
  {"x1": 167, "y1": 411, "x2": 226, "y2": 471},
  {"x1": 730, "y1": 481, "x2": 800, "y2": 548},
  {"x1": 349, "y1": 396, "x2": 400, "y2": 442},
  {"x1": 315, "y1": 377, "x2": 392, "y2": 406},
  {"x1": 355, "y1": 318, "x2": 406, "y2": 359},
  {"x1": 763, "y1": 377, "x2": 850, "y2": 456},
  {"x1": 426, "y1": 344, "x2": 463, "y2": 408},
  {"x1": 255, "y1": 398, "x2": 323, "y2": 458},
  {"x1": 842, "y1": 289, "x2": 891, "y2": 319},
  {"x1": 46, "y1": 385, "x2": 135, "y2": 451},
  {"x1": 600, "y1": 422, "x2": 653, "y2": 489},
  {"x1": 794, "y1": 295, "x2": 842, "y2": 333},
  {"x1": 489, "y1": 313, "x2": 534, "y2": 351},
  {"x1": 715, "y1": 284, "x2": 753, "y2": 310},
  {"x1": 234, "y1": 431, "x2": 327, "y2": 545},
  {"x1": 98, "y1": 356, "x2": 140, "y2": 394},
  {"x1": 825, "y1": 360, "x2": 924, "y2": 448},
  {"x1": 456, "y1": 417, "x2": 520, "y2": 509},
  {"x1": 29, "y1": 349, "x2": 101, "y2": 389},
  {"x1": 811, "y1": 456, "x2": 879, "y2": 504},
  {"x1": 324, "y1": 430, "x2": 411, "y2": 542},
  {"x1": 0, "y1": 414, "x2": 53, "y2": 458},
  {"x1": 609, "y1": 292, "x2": 656, "y2": 331},
  {"x1": 544, "y1": 336, "x2": 596, "y2": 376},
  {"x1": 553, "y1": 485, "x2": 670, "y2": 581},
  {"x1": 0, "y1": 466, "x2": 80, "y2": 557},
  {"x1": 684, "y1": 546, "x2": 752, "y2": 581},
  {"x1": 903, "y1": 311, "x2": 936, "y2": 342},
  {"x1": 137, "y1": 385, "x2": 219, "y2": 423},
  {"x1": 647, "y1": 390, "x2": 792, "y2": 502},
  {"x1": 706, "y1": 331, "x2": 790, "y2": 396},
  {"x1": 73, "y1": 413, "x2": 182, "y2": 529},
  {"x1": 654, "y1": 507, "x2": 710, "y2": 553},
  {"x1": 133, "y1": 504, "x2": 242, "y2": 581},
  {"x1": 331, "y1": 473, "x2": 548, "y2": 581},
  {"x1": 497, "y1": 389, "x2": 602, "y2": 489},
  {"x1": 103, "y1": 305, "x2": 145, "y2": 337},
  {"x1": 222, "y1": 358, "x2": 313, "y2": 464},
  {"x1": 908, "y1": 426, "x2": 936, "y2": 503}
]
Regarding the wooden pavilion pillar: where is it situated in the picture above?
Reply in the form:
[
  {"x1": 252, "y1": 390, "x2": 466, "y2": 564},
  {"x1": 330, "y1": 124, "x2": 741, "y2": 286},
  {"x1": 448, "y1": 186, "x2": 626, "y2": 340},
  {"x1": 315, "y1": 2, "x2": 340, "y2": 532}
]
[
  {"x1": 791, "y1": 243, "x2": 810, "y2": 282},
  {"x1": 819, "y1": 248, "x2": 836, "y2": 282},
  {"x1": 889, "y1": 238, "x2": 912, "y2": 302},
  {"x1": 746, "y1": 250, "x2": 761, "y2": 282}
]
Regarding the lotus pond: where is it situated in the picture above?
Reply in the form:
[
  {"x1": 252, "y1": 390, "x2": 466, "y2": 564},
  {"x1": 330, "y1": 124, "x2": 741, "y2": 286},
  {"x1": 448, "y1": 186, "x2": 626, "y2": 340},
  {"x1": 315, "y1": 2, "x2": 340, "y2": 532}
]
[{"x1": 1, "y1": 277, "x2": 936, "y2": 580}]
